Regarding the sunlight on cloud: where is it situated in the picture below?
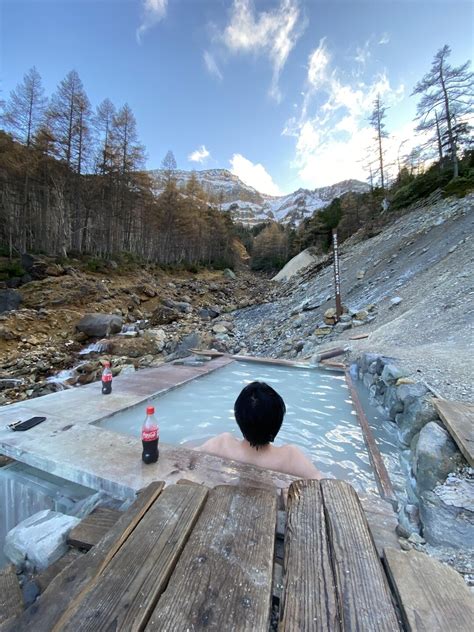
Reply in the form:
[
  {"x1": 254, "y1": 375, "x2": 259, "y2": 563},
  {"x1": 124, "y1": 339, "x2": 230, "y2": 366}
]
[
  {"x1": 222, "y1": 0, "x2": 304, "y2": 101},
  {"x1": 203, "y1": 51, "x2": 223, "y2": 81},
  {"x1": 188, "y1": 145, "x2": 210, "y2": 163},
  {"x1": 285, "y1": 39, "x2": 407, "y2": 188},
  {"x1": 307, "y1": 38, "x2": 330, "y2": 89},
  {"x1": 230, "y1": 154, "x2": 282, "y2": 195},
  {"x1": 136, "y1": 0, "x2": 168, "y2": 43}
]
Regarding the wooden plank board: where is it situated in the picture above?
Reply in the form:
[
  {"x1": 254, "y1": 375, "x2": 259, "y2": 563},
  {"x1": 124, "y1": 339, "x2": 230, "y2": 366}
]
[
  {"x1": 146, "y1": 485, "x2": 277, "y2": 632},
  {"x1": 59, "y1": 483, "x2": 208, "y2": 632},
  {"x1": 321, "y1": 480, "x2": 400, "y2": 632},
  {"x1": 384, "y1": 548, "x2": 474, "y2": 632},
  {"x1": 349, "y1": 333, "x2": 369, "y2": 340},
  {"x1": 345, "y1": 370, "x2": 396, "y2": 503},
  {"x1": 34, "y1": 549, "x2": 83, "y2": 594},
  {"x1": 0, "y1": 565, "x2": 23, "y2": 626},
  {"x1": 280, "y1": 480, "x2": 340, "y2": 632},
  {"x1": 1, "y1": 481, "x2": 164, "y2": 632},
  {"x1": 434, "y1": 400, "x2": 474, "y2": 466},
  {"x1": 358, "y1": 494, "x2": 399, "y2": 556},
  {"x1": 67, "y1": 507, "x2": 121, "y2": 550}
]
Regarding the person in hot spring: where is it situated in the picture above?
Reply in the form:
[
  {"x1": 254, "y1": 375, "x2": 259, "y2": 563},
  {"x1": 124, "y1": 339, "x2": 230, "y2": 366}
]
[{"x1": 197, "y1": 381, "x2": 321, "y2": 479}]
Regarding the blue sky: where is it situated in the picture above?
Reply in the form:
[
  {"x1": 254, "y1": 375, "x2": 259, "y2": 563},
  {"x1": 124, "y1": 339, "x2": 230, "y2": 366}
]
[{"x1": 1, "y1": 0, "x2": 473, "y2": 194}]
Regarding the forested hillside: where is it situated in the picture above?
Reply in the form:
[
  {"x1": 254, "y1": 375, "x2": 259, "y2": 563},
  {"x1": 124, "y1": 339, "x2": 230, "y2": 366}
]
[{"x1": 0, "y1": 69, "x2": 238, "y2": 268}]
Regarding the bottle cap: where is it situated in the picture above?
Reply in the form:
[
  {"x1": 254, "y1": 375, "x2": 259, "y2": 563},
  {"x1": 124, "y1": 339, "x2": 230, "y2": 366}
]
[
  {"x1": 104, "y1": 361, "x2": 111, "y2": 367},
  {"x1": 146, "y1": 406, "x2": 155, "y2": 415}
]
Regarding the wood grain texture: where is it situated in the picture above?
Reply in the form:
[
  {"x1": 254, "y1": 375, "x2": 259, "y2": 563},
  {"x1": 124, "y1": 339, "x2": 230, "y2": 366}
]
[
  {"x1": 358, "y1": 494, "x2": 399, "y2": 556},
  {"x1": 384, "y1": 548, "x2": 474, "y2": 632},
  {"x1": 34, "y1": 549, "x2": 83, "y2": 594},
  {"x1": 68, "y1": 507, "x2": 121, "y2": 550},
  {"x1": 279, "y1": 480, "x2": 340, "y2": 632},
  {"x1": 0, "y1": 565, "x2": 23, "y2": 625},
  {"x1": 1, "y1": 481, "x2": 164, "y2": 632},
  {"x1": 146, "y1": 485, "x2": 278, "y2": 632},
  {"x1": 60, "y1": 483, "x2": 208, "y2": 632},
  {"x1": 321, "y1": 480, "x2": 400, "y2": 632},
  {"x1": 434, "y1": 400, "x2": 474, "y2": 466}
]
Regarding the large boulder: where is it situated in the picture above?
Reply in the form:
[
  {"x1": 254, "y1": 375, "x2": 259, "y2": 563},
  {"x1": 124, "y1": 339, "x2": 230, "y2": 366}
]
[
  {"x1": 4, "y1": 510, "x2": 80, "y2": 570},
  {"x1": 0, "y1": 289, "x2": 22, "y2": 313},
  {"x1": 419, "y1": 472, "x2": 474, "y2": 548},
  {"x1": 109, "y1": 331, "x2": 165, "y2": 357},
  {"x1": 413, "y1": 422, "x2": 464, "y2": 493},
  {"x1": 272, "y1": 249, "x2": 318, "y2": 282},
  {"x1": 76, "y1": 313, "x2": 123, "y2": 338},
  {"x1": 395, "y1": 396, "x2": 438, "y2": 447},
  {"x1": 174, "y1": 332, "x2": 201, "y2": 358},
  {"x1": 150, "y1": 305, "x2": 180, "y2": 326}
]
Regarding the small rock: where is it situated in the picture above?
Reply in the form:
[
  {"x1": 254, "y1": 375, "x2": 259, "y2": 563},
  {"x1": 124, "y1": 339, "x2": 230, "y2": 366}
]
[
  {"x1": 223, "y1": 268, "x2": 236, "y2": 279},
  {"x1": 389, "y1": 296, "x2": 402, "y2": 307},
  {"x1": 324, "y1": 308, "x2": 337, "y2": 325},
  {"x1": 399, "y1": 538, "x2": 412, "y2": 551},
  {"x1": 408, "y1": 532, "x2": 425, "y2": 545},
  {"x1": 356, "y1": 270, "x2": 365, "y2": 279}
]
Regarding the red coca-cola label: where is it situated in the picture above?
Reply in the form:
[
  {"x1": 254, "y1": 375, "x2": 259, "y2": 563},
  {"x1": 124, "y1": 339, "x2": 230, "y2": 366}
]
[
  {"x1": 102, "y1": 374, "x2": 112, "y2": 382},
  {"x1": 142, "y1": 427, "x2": 158, "y2": 441}
]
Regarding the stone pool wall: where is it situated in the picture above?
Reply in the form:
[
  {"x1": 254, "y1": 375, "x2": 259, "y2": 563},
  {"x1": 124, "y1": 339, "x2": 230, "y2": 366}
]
[{"x1": 356, "y1": 353, "x2": 473, "y2": 549}]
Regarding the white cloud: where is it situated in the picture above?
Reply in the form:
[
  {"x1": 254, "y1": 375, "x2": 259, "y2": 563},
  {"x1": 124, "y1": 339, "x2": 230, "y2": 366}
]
[
  {"x1": 307, "y1": 37, "x2": 330, "y2": 89},
  {"x1": 188, "y1": 145, "x2": 210, "y2": 163},
  {"x1": 284, "y1": 40, "x2": 406, "y2": 188},
  {"x1": 354, "y1": 40, "x2": 371, "y2": 65},
  {"x1": 136, "y1": 0, "x2": 167, "y2": 43},
  {"x1": 222, "y1": 0, "x2": 304, "y2": 101},
  {"x1": 230, "y1": 153, "x2": 282, "y2": 195},
  {"x1": 203, "y1": 51, "x2": 223, "y2": 81},
  {"x1": 379, "y1": 33, "x2": 390, "y2": 45}
]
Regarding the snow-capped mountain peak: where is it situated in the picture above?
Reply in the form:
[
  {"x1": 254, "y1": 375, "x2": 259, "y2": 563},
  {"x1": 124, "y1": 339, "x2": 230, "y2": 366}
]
[{"x1": 148, "y1": 168, "x2": 369, "y2": 225}]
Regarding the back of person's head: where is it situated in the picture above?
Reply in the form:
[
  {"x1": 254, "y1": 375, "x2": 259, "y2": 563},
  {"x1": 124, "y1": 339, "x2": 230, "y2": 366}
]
[{"x1": 234, "y1": 381, "x2": 286, "y2": 449}]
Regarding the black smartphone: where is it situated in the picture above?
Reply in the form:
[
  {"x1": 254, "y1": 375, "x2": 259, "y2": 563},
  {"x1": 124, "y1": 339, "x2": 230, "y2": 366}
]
[{"x1": 8, "y1": 416, "x2": 47, "y2": 431}]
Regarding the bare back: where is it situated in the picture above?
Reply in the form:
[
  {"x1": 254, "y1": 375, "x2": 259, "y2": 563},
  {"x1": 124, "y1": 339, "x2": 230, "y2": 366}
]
[{"x1": 197, "y1": 433, "x2": 321, "y2": 480}]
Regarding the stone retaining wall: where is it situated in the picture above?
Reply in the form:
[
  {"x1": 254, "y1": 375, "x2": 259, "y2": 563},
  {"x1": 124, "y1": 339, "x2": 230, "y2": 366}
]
[{"x1": 356, "y1": 353, "x2": 473, "y2": 549}]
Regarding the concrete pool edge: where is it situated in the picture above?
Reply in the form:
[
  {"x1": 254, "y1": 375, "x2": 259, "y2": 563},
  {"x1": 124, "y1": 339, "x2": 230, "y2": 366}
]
[{"x1": 0, "y1": 353, "x2": 397, "y2": 506}]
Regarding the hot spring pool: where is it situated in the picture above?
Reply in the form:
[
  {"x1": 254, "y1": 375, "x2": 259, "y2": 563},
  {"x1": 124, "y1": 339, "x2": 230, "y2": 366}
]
[{"x1": 97, "y1": 361, "x2": 401, "y2": 495}]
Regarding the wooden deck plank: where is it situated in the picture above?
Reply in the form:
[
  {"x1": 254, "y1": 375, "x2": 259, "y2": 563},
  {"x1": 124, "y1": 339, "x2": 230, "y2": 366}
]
[
  {"x1": 384, "y1": 548, "x2": 474, "y2": 632},
  {"x1": 359, "y1": 494, "x2": 399, "y2": 556},
  {"x1": 321, "y1": 480, "x2": 400, "y2": 632},
  {"x1": 67, "y1": 507, "x2": 121, "y2": 550},
  {"x1": 0, "y1": 565, "x2": 23, "y2": 626},
  {"x1": 279, "y1": 480, "x2": 340, "y2": 632},
  {"x1": 0, "y1": 481, "x2": 164, "y2": 632},
  {"x1": 146, "y1": 485, "x2": 278, "y2": 632},
  {"x1": 433, "y1": 400, "x2": 474, "y2": 466},
  {"x1": 34, "y1": 549, "x2": 84, "y2": 594},
  {"x1": 60, "y1": 483, "x2": 208, "y2": 632}
]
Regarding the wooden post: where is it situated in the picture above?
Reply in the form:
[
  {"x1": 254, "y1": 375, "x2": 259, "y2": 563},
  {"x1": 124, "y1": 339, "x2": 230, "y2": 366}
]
[{"x1": 332, "y1": 229, "x2": 342, "y2": 320}]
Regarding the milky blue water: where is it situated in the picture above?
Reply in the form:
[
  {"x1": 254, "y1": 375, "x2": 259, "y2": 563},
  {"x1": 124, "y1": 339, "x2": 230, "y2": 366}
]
[{"x1": 97, "y1": 361, "x2": 401, "y2": 495}]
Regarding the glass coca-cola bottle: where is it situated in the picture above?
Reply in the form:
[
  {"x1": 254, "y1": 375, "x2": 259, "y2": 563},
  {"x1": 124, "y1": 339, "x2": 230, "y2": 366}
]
[{"x1": 141, "y1": 406, "x2": 159, "y2": 464}]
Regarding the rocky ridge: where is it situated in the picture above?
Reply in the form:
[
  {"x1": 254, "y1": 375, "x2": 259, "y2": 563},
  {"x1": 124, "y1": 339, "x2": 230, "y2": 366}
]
[{"x1": 149, "y1": 168, "x2": 369, "y2": 225}]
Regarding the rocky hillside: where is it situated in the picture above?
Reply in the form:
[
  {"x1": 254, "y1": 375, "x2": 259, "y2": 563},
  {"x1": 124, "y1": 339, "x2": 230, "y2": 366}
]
[
  {"x1": 0, "y1": 266, "x2": 272, "y2": 406},
  {"x1": 231, "y1": 191, "x2": 474, "y2": 403},
  {"x1": 149, "y1": 168, "x2": 369, "y2": 225}
]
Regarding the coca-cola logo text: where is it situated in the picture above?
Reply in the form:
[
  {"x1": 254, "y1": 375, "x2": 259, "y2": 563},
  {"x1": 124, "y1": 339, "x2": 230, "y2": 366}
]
[{"x1": 142, "y1": 428, "x2": 158, "y2": 441}]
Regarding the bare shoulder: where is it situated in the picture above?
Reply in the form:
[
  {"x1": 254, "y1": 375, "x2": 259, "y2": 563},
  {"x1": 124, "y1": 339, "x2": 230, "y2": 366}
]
[
  {"x1": 196, "y1": 432, "x2": 235, "y2": 454},
  {"x1": 284, "y1": 444, "x2": 322, "y2": 480}
]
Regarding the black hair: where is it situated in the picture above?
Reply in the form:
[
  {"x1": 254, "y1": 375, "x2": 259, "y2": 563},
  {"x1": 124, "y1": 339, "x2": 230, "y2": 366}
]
[{"x1": 234, "y1": 381, "x2": 286, "y2": 449}]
